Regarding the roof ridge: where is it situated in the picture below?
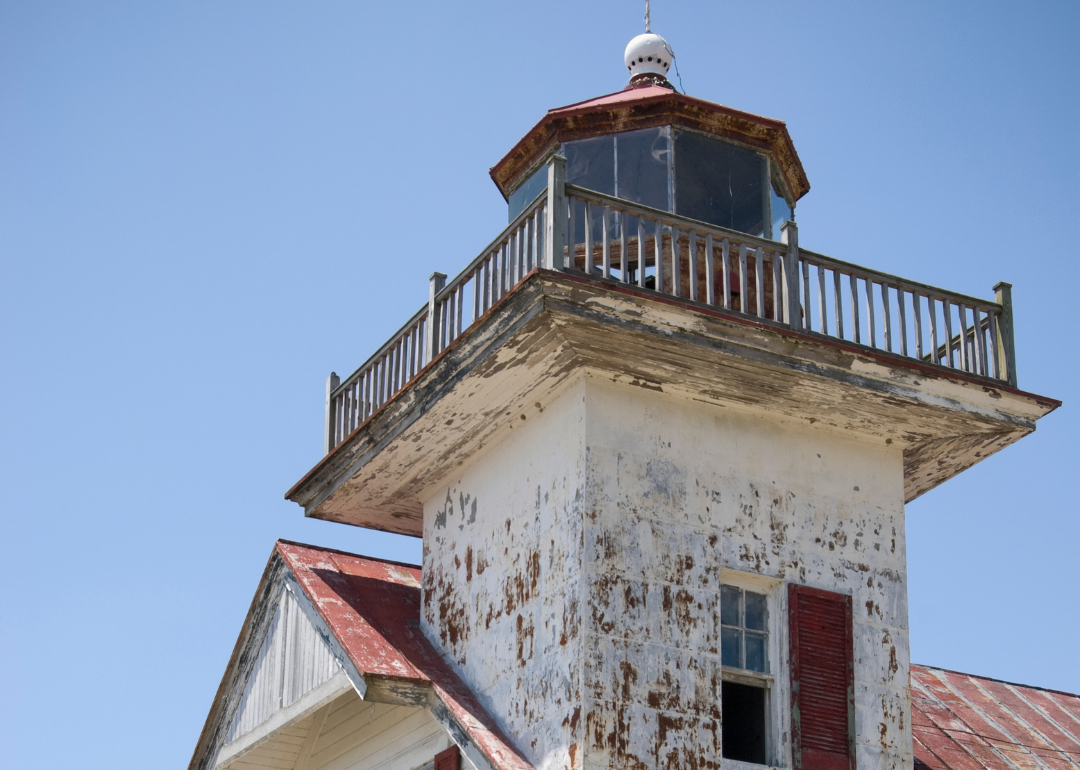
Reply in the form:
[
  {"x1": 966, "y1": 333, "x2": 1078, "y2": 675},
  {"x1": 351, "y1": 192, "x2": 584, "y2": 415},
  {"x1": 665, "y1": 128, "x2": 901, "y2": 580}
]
[{"x1": 274, "y1": 538, "x2": 421, "y2": 570}]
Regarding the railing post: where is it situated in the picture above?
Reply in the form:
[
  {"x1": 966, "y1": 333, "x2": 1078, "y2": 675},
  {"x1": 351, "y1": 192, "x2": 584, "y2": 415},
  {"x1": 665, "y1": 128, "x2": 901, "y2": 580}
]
[
  {"x1": 545, "y1": 155, "x2": 567, "y2": 270},
  {"x1": 324, "y1": 371, "x2": 340, "y2": 454},
  {"x1": 424, "y1": 272, "x2": 447, "y2": 365},
  {"x1": 781, "y1": 220, "x2": 802, "y2": 330},
  {"x1": 994, "y1": 281, "x2": 1017, "y2": 388}
]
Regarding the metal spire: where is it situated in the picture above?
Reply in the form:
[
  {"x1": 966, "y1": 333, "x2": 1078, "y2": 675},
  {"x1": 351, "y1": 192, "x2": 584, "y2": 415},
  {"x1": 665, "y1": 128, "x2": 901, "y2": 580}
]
[{"x1": 645, "y1": 0, "x2": 651, "y2": 32}]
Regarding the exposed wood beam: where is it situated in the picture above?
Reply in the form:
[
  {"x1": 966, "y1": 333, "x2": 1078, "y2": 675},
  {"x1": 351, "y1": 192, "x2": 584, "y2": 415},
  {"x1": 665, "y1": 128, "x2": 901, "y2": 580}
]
[{"x1": 291, "y1": 701, "x2": 332, "y2": 770}]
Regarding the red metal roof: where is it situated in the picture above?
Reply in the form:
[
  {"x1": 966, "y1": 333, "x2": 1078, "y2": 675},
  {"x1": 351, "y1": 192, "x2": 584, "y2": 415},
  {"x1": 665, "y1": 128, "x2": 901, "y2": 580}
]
[
  {"x1": 912, "y1": 664, "x2": 1080, "y2": 770},
  {"x1": 276, "y1": 541, "x2": 535, "y2": 770}
]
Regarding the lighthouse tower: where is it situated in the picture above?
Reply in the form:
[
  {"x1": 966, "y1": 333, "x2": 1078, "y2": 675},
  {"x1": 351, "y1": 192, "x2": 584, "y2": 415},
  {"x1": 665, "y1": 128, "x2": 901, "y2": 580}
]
[{"x1": 191, "y1": 30, "x2": 1059, "y2": 770}]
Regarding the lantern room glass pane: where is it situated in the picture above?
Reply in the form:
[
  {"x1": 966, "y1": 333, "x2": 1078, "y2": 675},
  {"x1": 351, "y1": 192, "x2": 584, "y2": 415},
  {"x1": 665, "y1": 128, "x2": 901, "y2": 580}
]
[
  {"x1": 674, "y1": 129, "x2": 765, "y2": 236},
  {"x1": 770, "y1": 179, "x2": 792, "y2": 241},
  {"x1": 616, "y1": 126, "x2": 671, "y2": 211},
  {"x1": 564, "y1": 135, "x2": 615, "y2": 196},
  {"x1": 507, "y1": 164, "x2": 549, "y2": 222}
]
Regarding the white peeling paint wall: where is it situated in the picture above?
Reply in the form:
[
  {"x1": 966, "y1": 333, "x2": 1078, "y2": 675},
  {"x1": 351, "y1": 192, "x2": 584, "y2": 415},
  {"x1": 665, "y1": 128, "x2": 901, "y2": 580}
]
[
  {"x1": 422, "y1": 376, "x2": 588, "y2": 770},
  {"x1": 581, "y1": 378, "x2": 911, "y2": 770},
  {"x1": 422, "y1": 374, "x2": 911, "y2": 770}
]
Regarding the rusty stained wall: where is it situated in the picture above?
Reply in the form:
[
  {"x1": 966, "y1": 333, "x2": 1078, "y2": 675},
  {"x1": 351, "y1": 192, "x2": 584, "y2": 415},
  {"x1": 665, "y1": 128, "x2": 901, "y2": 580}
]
[
  {"x1": 421, "y1": 375, "x2": 589, "y2": 770},
  {"x1": 582, "y1": 379, "x2": 911, "y2": 770},
  {"x1": 422, "y1": 373, "x2": 912, "y2": 770}
]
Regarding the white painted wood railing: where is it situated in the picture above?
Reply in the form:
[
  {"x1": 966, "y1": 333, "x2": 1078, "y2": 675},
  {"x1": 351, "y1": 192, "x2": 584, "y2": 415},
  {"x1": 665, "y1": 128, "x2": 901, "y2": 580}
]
[
  {"x1": 561, "y1": 184, "x2": 1016, "y2": 388},
  {"x1": 323, "y1": 156, "x2": 1016, "y2": 453},
  {"x1": 324, "y1": 191, "x2": 547, "y2": 452}
]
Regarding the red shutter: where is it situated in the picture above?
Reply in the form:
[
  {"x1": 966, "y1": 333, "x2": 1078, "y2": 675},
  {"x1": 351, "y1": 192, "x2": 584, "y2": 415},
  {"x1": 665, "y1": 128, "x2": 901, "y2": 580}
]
[
  {"x1": 789, "y1": 584, "x2": 855, "y2": 770},
  {"x1": 434, "y1": 746, "x2": 460, "y2": 770}
]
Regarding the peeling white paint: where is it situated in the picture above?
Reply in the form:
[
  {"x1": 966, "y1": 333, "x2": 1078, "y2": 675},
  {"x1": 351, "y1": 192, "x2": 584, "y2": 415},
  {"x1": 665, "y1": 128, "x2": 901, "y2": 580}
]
[{"x1": 422, "y1": 373, "x2": 913, "y2": 770}]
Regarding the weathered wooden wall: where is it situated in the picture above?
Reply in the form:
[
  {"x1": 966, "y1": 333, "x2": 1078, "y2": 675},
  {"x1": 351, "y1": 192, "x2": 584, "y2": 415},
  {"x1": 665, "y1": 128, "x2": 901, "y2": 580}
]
[
  {"x1": 421, "y1": 373, "x2": 912, "y2": 770},
  {"x1": 226, "y1": 588, "x2": 341, "y2": 745}
]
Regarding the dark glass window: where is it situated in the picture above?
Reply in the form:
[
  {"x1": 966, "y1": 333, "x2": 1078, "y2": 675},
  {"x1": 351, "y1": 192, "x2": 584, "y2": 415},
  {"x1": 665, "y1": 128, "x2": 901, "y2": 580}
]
[{"x1": 674, "y1": 129, "x2": 765, "y2": 236}]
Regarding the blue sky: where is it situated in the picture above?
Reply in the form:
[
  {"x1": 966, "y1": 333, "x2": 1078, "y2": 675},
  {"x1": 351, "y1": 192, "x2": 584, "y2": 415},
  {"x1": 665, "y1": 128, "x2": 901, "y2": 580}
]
[{"x1": 1, "y1": 2, "x2": 1077, "y2": 767}]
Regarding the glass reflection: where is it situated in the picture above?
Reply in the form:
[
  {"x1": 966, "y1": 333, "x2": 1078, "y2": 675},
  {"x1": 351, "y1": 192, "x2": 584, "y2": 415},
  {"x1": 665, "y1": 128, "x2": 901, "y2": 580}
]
[{"x1": 674, "y1": 129, "x2": 765, "y2": 236}]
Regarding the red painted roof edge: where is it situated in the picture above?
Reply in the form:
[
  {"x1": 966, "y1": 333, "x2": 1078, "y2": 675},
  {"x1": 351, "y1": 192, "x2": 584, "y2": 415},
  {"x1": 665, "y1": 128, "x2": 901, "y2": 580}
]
[
  {"x1": 274, "y1": 538, "x2": 420, "y2": 570},
  {"x1": 912, "y1": 663, "x2": 1079, "y2": 700}
]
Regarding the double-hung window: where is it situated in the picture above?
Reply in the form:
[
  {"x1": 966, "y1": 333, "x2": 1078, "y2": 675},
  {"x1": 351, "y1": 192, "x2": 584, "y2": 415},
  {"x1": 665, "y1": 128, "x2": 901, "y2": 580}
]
[{"x1": 721, "y1": 583, "x2": 771, "y2": 765}]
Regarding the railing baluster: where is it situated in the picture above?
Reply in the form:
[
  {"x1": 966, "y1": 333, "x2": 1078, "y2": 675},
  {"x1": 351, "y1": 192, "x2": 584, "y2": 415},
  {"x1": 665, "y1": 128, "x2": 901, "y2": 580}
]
[
  {"x1": 654, "y1": 220, "x2": 664, "y2": 293},
  {"x1": 584, "y1": 203, "x2": 594, "y2": 274},
  {"x1": 881, "y1": 283, "x2": 892, "y2": 353},
  {"x1": 722, "y1": 238, "x2": 732, "y2": 310},
  {"x1": 974, "y1": 307, "x2": 987, "y2": 376},
  {"x1": 994, "y1": 282, "x2": 1016, "y2": 387},
  {"x1": 928, "y1": 297, "x2": 939, "y2": 364},
  {"x1": 620, "y1": 211, "x2": 628, "y2": 283},
  {"x1": 850, "y1": 274, "x2": 861, "y2": 344},
  {"x1": 833, "y1": 269, "x2": 844, "y2": 339},
  {"x1": 637, "y1": 218, "x2": 647, "y2": 289},
  {"x1": 705, "y1": 234, "x2": 715, "y2": 306},
  {"x1": 866, "y1": 280, "x2": 877, "y2": 349},
  {"x1": 738, "y1": 244, "x2": 748, "y2": 314},
  {"x1": 602, "y1": 206, "x2": 611, "y2": 279},
  {"x1": 801, "y1": 257, "x2": 811, "y2": 329},
  {"x1": 961, "y1": 303, "x2": 973, "y2": 372},
  {"x1": 754, "y1": 247, "x2": 764, "y2": 317},
  {"x1": 567, "y1": 199, "x2": 577, "y2": 270},
  {"x1": 988, "y1": 309, "x2": 1001, "y2": 380},
  {"x1": 942, "y1": 300, "x2": 954, "y2": 368},
  {"x1": 688, "y1": 230, "x2": 698, "y2": 302},
  {"x1": 817, "y1": 263, "x2": 828, "y2": 334},
  {"x1": 913, "y1": 293, "x2": 923, "y2": 360},
  {"x1": 456, "y1": 285, "x2": 464, "y2": 341},
  {"x1": 898, "y1": 288, "x2": 908, "y2": 357},
  {"x1": 671, "y1": 225, "x2": 681, "y2": 298}
]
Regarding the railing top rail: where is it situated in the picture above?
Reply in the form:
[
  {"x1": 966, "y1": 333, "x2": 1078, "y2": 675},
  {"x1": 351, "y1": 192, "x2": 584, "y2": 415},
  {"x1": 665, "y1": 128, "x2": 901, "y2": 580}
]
[
  {"x1": 434, "y1": 190, "x2": 547, "y2": 304},
  {"x1": 565, "y1": 185, "x2": 785, "y2": 255},
  {"x1": 331, "y1": 304, "x2": 427, "y2": 399},
  {"x1": 799, "y1": 247, "x2": 1003, "y2": 311}
]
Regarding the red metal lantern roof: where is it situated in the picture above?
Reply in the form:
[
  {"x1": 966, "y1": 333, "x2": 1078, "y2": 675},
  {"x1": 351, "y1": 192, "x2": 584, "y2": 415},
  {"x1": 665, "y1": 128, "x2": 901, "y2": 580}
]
[{"x1": 490, "y1": 84, "x2": 810, "y2": 204}]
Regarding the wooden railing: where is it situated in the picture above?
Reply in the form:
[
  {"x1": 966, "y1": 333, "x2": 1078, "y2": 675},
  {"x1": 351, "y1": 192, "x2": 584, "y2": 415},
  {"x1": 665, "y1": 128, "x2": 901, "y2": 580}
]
[
  {"x1": 561, "y1": 185, "x2": 1015, "y2": 387},
  {"x1": 324, "y1": 191, "x2": 547, "y2": 452},
  {"x1": 323, "y1": 156, "x2": 1016, "y2": 453}
]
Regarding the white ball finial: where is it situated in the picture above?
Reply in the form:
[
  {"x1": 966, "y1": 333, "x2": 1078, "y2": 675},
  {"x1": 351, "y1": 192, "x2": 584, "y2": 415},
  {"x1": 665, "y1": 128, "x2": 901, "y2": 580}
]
[{"x1": 624, "y1": 33, "x2": 675, "y2": 78}]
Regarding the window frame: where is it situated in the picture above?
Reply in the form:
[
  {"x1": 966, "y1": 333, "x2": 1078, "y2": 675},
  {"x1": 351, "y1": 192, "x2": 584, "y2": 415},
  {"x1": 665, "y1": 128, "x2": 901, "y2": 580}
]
[{"x1": 719, "y1": 569, "x2": 787, "y2": 768}]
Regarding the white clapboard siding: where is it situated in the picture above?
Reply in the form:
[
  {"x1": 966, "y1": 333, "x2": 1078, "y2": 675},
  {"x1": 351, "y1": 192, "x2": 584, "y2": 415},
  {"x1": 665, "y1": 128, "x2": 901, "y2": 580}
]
[
  {"x1": 226, "y1": 588, "x2": 340, "y2": 744},
  {"x1": 306, "y1": 691, "x2": 453, "y2": 770}
]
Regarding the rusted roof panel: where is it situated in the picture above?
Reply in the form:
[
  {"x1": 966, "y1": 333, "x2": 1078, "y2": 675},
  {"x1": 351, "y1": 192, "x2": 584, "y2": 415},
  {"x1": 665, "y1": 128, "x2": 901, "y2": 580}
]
[
  {"x1": 911, "y1": 664, "x2": 1080, "y2": 770},
  {"x1": 276, "y1": 541, "x2": 535, "y2": 770}
]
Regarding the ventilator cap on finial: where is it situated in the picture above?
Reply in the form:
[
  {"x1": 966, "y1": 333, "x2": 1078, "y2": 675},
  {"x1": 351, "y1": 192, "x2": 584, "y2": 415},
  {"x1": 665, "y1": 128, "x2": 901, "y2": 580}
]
[{"x1": 624, "y1": 33, "x2": 675, "y2": 78}]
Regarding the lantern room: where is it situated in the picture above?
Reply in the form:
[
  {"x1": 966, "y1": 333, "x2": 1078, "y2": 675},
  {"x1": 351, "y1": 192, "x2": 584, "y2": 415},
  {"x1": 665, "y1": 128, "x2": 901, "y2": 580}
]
[{"x1": 492, "y1": 33, "x2": 810, "y2": 243}]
